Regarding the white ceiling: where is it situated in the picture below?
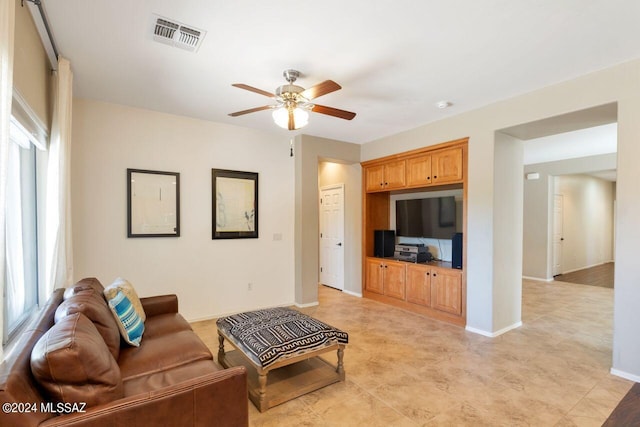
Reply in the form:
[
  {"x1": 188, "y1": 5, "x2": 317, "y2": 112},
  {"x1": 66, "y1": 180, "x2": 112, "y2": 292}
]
[
  {"x1": 41, "y1": 0, "x2": 640, "y2": 144},
  {"x1": 523, "y1": 123, "x2": 617, "y2": 165}
]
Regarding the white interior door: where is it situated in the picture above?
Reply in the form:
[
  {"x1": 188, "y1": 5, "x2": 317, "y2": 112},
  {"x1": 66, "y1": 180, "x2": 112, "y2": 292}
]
[
  {"x1": 319, "y1": 184, "x2": 345, "y2": 290},
  {"x1": 552, "y1": 194, "x2": 564, "y2": 276}
]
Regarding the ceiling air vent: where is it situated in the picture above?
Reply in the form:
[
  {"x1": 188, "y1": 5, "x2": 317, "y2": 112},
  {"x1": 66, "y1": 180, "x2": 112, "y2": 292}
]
[{"x1": 152, "y1": 15, "x2": 206, "y2": 52}]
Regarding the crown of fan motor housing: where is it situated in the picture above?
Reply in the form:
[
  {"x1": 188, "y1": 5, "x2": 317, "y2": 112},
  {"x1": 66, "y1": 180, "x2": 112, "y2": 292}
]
[{"x1": 275, "y1": 84, "x2": 305, "y2": 98}]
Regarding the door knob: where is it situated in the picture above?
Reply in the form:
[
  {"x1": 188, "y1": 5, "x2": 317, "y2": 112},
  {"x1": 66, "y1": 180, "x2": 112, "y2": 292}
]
[{"x1": 337, "y1": 242, "x2": 342, "y2": 246}]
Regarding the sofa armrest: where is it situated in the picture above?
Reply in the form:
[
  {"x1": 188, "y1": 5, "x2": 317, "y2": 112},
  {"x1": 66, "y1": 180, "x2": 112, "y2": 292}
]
[
  {"x1": 140, "y1": 295, "x2": 178, "y2": 317},
  {"x1": 39, "y1": 366, "x2": 248, "y2": 427}
]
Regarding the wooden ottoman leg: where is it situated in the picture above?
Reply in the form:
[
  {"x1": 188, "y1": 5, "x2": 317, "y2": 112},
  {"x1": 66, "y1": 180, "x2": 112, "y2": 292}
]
[
  {"x1": 217, "y1": 334, "x2": 226, "y2": 365},
  {"x1": 337, "y1": 345, "x2": 345, "y2": 380},
  {"x1": 257, "y1": 370, "x2": 268, "y2": 412}
]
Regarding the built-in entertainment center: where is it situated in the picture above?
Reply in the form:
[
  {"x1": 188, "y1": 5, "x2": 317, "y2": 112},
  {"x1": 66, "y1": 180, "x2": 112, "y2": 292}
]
[{"x1": 361, "y1": 137, "x2": 468, "y2": 326}]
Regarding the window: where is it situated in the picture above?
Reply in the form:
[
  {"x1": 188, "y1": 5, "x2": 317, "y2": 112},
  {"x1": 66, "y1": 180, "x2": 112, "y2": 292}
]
[{"x1": 3, "y1": 117, "x2": 40, "y2": 344}]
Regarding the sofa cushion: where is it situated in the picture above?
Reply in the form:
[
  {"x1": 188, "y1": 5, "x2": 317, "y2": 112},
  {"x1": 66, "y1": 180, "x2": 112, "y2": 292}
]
[
  {"x1": 106, "y1": 291, "x2": 145, "y2": 346},
  {"x1": 63, "y1": 277, "x2": 105, "y2": 299},
  {"x1": 104, "y1": 277, "x2": 146, "y2": 322},
  {"x1": 123, "y1": 359, "x2": 221, "y2": 396},
  {"x1": 143, "y1": 312, "x2": 192, "y2": 339},
  {"x1": 118, "y1": 330, "x2": 212, "y2": 381},
  {"x1": 30, "y1": 312, "x2": 124, "y2": 407},
  {"x1": 55, "y1": 289, "x2": 121, "y2": 359}
]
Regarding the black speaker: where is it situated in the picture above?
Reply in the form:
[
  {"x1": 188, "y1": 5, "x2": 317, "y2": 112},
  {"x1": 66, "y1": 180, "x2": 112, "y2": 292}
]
[
  {"x1": 374, "y1": 230, "x2": 395, "y2": 258},
  {"x1": 452, "y1": 232, "x2": 463, "y2": 269}
]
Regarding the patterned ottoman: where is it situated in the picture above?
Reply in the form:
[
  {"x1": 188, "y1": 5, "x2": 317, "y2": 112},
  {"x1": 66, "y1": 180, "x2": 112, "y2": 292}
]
[{"x1": 216, "y1": 307, "x2": 348, "y2": 412}]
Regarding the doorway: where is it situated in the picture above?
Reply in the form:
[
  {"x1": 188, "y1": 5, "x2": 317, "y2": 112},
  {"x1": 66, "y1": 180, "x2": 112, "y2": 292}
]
[
  {"x1": 552, "y1": 194, "x2": 564, "y2": 276},
  {"x1": 319, "y1": 184, "x2": 345, "y2": 291},
  {"x1": 550, "y1": 174, "x2": 617, "y2": 288}
]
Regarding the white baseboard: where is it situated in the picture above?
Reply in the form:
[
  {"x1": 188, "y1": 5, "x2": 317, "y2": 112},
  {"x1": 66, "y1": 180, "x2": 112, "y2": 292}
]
[
  {"x1": 610, "y1": 368, "x2": 640, "y2": 382},
  {"x1": 187, "y1": 301, "x2": 297, "y2": 323},
  {"x1": 343, "y1": 289, "x2": 362, "y2": 298},
  {"x1": 466, "y1": 321, "x2": 522, "y2": 338},
  {"x1": 465, "y1": 326, "x2": 493, "y2": 337},
  {"x1": 522, "y1": 275, "x2": 553, "y2": 282},
  {"x1": 294, "y1": 301, "x2": 319, "y2": 308}
]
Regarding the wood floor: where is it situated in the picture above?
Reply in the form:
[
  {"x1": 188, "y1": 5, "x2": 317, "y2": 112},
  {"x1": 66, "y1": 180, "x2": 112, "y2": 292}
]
[
  {"x1": 554, "y1": 262, "x2": 614, "y2": 288},
  {"x1": 604, "y1": 382, "x2": 640, "y2": 426}
]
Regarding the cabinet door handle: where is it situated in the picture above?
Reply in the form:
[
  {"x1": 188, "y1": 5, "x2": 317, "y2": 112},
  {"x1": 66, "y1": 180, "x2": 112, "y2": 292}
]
[
  {"x1": 432, "y1": 273, "x2": 437, "y2": 277},
  {"x1": 427, "y1": 176, "x2": 431, "y2": 180},
  {"x1": 384, "y1": 182, "x2": 388, "y2": 186},
  {"x1": 380, "y1": 182, "x2": 384, "y2": 187},
  {"x1": 433, "y1": 175, "x2": 437, "y2": 179}
]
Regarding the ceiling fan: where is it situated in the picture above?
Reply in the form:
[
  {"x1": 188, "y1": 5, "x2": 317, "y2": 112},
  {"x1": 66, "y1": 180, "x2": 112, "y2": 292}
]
[{"x1": 228, "y1": 69, "x2": 356, "y2": 131}]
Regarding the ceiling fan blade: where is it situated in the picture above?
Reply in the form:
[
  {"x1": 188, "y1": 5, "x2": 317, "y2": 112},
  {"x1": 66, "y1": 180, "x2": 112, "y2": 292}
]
[
  {"x1": 288, "y1": 109, "x2": 295, "y2": 131},
  {"x1": 312, "y1": 104, "x2": 356, "y2": 120},
  {"x1": 228, "y1": 105, "x2": 273, "y2": 117},
  {"x1": 231, "y1": 83, "x2": 276, "y2": 98},
  {"x1": 301, "y1": 80, "x2": 341, "y2": 100}
]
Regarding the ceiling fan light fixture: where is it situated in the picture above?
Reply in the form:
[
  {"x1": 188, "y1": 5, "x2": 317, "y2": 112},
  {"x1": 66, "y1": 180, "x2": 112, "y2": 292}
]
[
  {"x1": 229, "y1": 69, "x2": 355, "y2": 131},
  {"x1": 272, "y1": 106, "x2": 309, "y2": 130}
]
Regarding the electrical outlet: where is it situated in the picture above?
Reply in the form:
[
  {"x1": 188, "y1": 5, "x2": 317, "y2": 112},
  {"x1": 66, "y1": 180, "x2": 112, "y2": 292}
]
[{"x1": 248, "y1": 282, "x2": 252, "y2": 291}]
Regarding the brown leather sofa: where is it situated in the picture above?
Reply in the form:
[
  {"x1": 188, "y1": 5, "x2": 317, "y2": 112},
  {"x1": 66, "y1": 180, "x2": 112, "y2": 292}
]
[{"x1": 0, "y1": 278, "x2": 248, "y2": 427}]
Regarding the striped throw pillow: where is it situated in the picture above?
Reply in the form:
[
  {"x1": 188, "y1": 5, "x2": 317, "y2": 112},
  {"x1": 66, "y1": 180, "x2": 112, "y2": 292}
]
[{"x1": 107, "y1": 291, "x2": 145, "y2": 346}]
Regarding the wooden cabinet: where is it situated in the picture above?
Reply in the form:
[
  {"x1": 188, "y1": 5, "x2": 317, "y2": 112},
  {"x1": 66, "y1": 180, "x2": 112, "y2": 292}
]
[
  {"x1": 365, "y1": 258, "x2": 406, "y2": 300},
  {"x1": 406, "y1": 147, "x2": 463, "y2": 189},
  {"x1": 366, "y1": 146, "x2": 463, "y2": 193},
  {"x1": 406, "y1": 264, "x2": 461, "y2": 315},
  {"x1": 383, "y1": 260, "x2": 406, "y2": 300},
  {"x1": 384, "y1": 161, "x2": 406, "y2": 190},
  {"x1": 406, "y1": 264, "x2": 431, "y2": 306},
  {"x1": 406, "y1": 154, "x2": 432, "y2": 187},
  {"x1": 362, "y1": 138, "x2": 467, "y2": 326},
  {"x1": 365, "y1": 257, "x2": 384, "y2": 294},
  {"x1": 431, "y1": 147, "x2": 463, "y2": 185},
  {"x1": 369, "y1": 259, "x2": 462, "y2": 316},
  {"x1": 365, "y1": 161, "x2": 406, "y2": 192},
  {"x1": 430, "y1": 267, "x2": 462, "y2": 315},
  {"x1": 365, "y1": 165, "x2": 385, "y2": 192}
]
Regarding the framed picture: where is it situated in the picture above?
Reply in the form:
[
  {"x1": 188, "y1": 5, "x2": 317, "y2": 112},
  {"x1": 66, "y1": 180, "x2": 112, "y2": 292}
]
[
  {"x1": 127, "y1": 169, "x2": 180, "y2": 237},
  {"x1": 212, "y1": 169, "x2": 258, "y2": 239}
]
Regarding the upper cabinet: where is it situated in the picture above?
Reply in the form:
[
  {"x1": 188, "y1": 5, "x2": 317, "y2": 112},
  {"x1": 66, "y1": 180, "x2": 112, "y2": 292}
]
[
  {"x1": 364, "y1": 144, "x2": 463, "y2": 193},
  {"x1": 431, "y1": 147, "x2": 463, "y2": 185},
  {"x1": 406, "y1": 155, "x2": 432, "y2": 187},
  {"x1": 365, "y1": 160, "x2": 406, "y2": 192}
]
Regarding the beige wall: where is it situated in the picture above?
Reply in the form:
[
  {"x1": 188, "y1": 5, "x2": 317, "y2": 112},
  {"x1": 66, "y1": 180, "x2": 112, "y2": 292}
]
[
  {"x1": 294, "y1": 135, "x2": 361, "y2": 305},
  {"x1": 492, "y1": 132, "x2": 523, "y2": 332},
  {"x1": 71, "y1": 99, "x2": 295, "y2": 321},
  {"x1": 12, "y1": 0, "x2": 50, "y2": 128},
  {"x1": 318, "y1": 162, "x2": 362, "y2": 296},
  {"x1": 361, "y1": 58, "x2": 640, "y2": 379},
  {"x1": 555, "y1": 174, "x2": 615, "y2": 274}
]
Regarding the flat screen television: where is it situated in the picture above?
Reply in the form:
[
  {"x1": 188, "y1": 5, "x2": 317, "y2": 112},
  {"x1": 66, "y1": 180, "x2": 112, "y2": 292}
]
[{"x1": 396, "y1": 196, "x2": 458, "y2": 239}]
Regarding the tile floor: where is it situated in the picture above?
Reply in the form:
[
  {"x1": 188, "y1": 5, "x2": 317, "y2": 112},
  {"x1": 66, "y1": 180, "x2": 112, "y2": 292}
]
[{"x1": 191, "y1": 279, "x2": 632, "y2": 426}]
